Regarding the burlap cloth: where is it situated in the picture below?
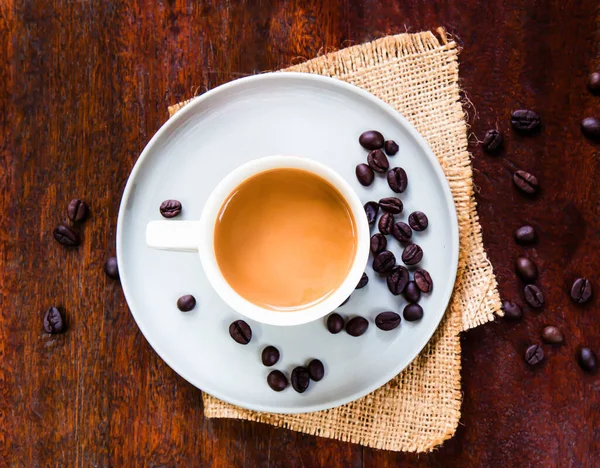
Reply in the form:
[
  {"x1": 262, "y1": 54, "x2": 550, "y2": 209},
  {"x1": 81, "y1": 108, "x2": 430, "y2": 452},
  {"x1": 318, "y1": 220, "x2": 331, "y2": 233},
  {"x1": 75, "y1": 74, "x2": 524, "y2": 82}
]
[{"x1": 168, "y1": 28, "x2": 501, "y2": 453}]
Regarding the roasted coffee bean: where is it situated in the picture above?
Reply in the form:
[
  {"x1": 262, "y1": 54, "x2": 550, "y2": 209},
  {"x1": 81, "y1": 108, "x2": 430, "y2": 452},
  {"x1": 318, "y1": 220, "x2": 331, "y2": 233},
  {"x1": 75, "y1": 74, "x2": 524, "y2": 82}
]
[
  {"x1": 511, "y1": 109, "x2": 540, "y2": 133},
  {"x1": 160, "y1": 199, "x2": 182, "y2": 218},
  {"x1": 515, "y1": 225, "x2": 536, "y2": 244},
  {"x1": 513, "y1": 170, "x2": 539, "y2": 195},
  {"x1": 339, "y1": 296, "x2": 350, "y2": 307},
  {"x1": 387, "y1": 167, "x2": 408, "y2": 193},
  {"x1": 482, "y1": 129, "x2": 503, "y2": 152},
  {"x1": 403, "y1": 281, "x2": 421, "y2": 303},
  {"x1": 267, "y1": 370, "x2": 288, "y2": 391},
  {"x1": 578, "y1": 347, "x2": 598, "y2": 372},
  {"x1": 359, "y1": 130, "x2": 385, "y2": 150},
  {"x1": 384, "y1": 140, "x2": 399, "y2": 155},
  {"x1": 387, "y1": 266, "x2": 409, "y2": 295},
  {"x1": 541, "y1": 326, "x2": 564, "y2": 345},
  {"x1": 502, "y1": 301, "x2": 523, "y2": 320},
  {"x1": 104, "y1": 257, "x2": 119, "y2": 280},
  {"x1": 370, "y1": 233, "x2": 387, "y2": 254},
  {"x1": 570, "y1": 277, "x2": 592, "y2": 304},
  {"x1": 364, "y1": 201, "x2": 379, "y2": 225},
  {"x1": 379, "y1": 197, "x2": 403, "y2": 214},
  {"x1": 414, "y1": 269, "x2": 433, "y2": 293},
  {"x1": 67, "y1": 199, "x2": 89, "y2": 222},
  {"x1": 261, "y1": 346, "x2": 280, "y2": 367},
  {"x1": 524, "y1": 284, "x2": 544, "y2": 308},
  {"x1": 43, "y1": 307, "x2": 65, "y2": 334},
  {"x1": 53, "y1": 225, "x2": 80, "y2": 246},
  {"x1": 308, "y1": 359, "x2": 324, "y2": 381},
  {"x1": 291, "y1": 366, "x2": 310, "y2": 393},
  {"x1": 378, "y1": 213, "x2": 395, "y2": 235},
  {"x1": 403, "y1": 303, "x2": 423, "y2": 321},
  {"x1": 177, "y1": 294, "x2": 196, "y2": 312},
  {"x1": 588, "y1": 72, "x2": 600, "y2": 93},
  {"x1": 375, "y1": 311, "x2": 401, "y2": 331},
  {"x1": 356, "y1": 164, "x2": 375, "y2": 186},
  {"x1": 391, "y1": 222, "x2": 412, "y2": 244},
  {"x1": 327, "y1": 313, "x2": 344, "y2": 334},
  {"x1": 346, "y1": 316, "x2": 369, "y2": 337},
  {"x1": 367, "y1": 149, "x2": 389, "y2": 173},
  {"x1": 229, "y1": 320, "x2": 252, "y2": 344},
  {"x1": 515, "y1": 256, "x2": 538, "y2": 283},
  {"x1": 356, "y1": 272, "x2": 369, "y2": 289},
  {"x1": 525, "y1": 344, "x2": 544, "y2": 366},
  {"x1": 373, "y1": 250, "x2": 396, "y2": 273},
  {"x1": 408, "y1": 211, "x2": 428, "y2": 231},
  {"x1": 581, "y1": 117, "x2": 600, "y2": 140},
  {"x1": 402, "y1": 244, "x2": 423, "y2": 266}
]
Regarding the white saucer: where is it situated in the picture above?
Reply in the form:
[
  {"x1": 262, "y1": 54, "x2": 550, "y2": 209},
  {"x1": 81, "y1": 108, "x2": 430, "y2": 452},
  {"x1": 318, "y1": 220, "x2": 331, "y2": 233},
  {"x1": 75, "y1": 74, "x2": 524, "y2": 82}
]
[{"x1": 116, "y1": 73, "x2": 459, "y2": 414}]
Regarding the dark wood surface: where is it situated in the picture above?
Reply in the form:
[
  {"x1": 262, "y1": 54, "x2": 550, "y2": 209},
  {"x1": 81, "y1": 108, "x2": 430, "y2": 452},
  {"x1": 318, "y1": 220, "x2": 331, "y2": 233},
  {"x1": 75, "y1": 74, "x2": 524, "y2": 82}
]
[{"x1": 2, "y1": 1, "x2": 600, "y2": 466}]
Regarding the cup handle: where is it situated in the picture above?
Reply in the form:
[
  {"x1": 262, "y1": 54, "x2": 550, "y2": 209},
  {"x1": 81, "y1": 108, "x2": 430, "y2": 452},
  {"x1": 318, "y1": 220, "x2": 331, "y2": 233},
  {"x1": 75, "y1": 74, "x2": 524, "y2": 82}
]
[{"x1": 146, "y1": 220, "x2": 202, "y2": 252}]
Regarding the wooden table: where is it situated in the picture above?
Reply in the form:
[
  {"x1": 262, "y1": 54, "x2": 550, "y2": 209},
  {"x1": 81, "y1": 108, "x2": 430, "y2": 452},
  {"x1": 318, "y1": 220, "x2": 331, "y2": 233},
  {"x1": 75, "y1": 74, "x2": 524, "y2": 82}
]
[{"x1": 2, "y1": 1, "x2": 599, "y2": 465}]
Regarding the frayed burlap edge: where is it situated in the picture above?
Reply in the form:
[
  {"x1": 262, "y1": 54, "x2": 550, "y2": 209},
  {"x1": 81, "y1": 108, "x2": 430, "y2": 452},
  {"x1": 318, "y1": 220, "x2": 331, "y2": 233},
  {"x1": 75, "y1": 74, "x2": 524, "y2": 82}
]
[{"x1": 168, "y1": 28, "x2": 501, "y2": 452}]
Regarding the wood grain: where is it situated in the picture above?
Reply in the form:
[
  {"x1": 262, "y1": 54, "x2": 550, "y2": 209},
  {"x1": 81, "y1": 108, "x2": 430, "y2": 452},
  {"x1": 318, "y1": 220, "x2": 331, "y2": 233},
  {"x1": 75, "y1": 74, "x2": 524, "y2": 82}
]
[{"x1": 1, "y1": 0, "x2": 599, "y2": 466}]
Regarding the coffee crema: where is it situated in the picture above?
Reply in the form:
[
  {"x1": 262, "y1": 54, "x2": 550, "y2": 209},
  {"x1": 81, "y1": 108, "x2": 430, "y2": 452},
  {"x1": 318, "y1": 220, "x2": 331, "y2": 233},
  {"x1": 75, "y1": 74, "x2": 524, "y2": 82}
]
[{"x1": 214, "y1": 168, "x2": 357, "y2": 311}]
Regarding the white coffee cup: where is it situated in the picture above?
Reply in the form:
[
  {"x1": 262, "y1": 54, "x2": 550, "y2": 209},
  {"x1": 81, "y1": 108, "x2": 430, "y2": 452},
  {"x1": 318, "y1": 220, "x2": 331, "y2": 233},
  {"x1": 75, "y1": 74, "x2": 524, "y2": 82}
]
[{"x1": 146, "y1": 155, "x2": 370, "y2": 326}]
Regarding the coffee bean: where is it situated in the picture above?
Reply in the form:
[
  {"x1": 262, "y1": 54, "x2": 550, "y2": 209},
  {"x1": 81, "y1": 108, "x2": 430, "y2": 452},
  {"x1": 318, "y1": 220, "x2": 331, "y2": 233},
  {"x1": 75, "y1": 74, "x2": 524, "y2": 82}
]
[
  {"x1": 370, "y1": 233, "x2": 387, "y2": 254},
  {"x1": 581, "y1": 117, "x2": 600, "y2": 140},
  {"x1": 375, "y1": 311, "x2": 401, "y2": 331},
  {"x1": 229, "y1": 320, "x2": 252, "y2": 344},
  {"x1": 402, "y1": 244, "x2": 423, "y2": 266},
  {"x1": 414, "y1": 269, "x2": 433, "y2": 293},
  {"x1": 379, "y1": 197, "x2": 403, "y2": 214},
  {"x1": 514, "y1": 225, "x2": 536, "y2": 244},
  {"x1": 515, "y1": 256, "x2": 538, "y2": 283},
  {"x1": 356, "y1": 164, "x2": 375, "y2": 186},
  {"x1": 570, "y1": 277, "x2": 592, "y2": 304},
  {"x1": 403, "y1": 281, "x2": 421, "y2": 303},
  {"x1": 511, "y1": 109, "x2": 540, "y2": 133},
  {"x1": 387, "y1": 266, "x2": 409, "y2": 295},
  {"x1": 391, "y1": 222, "x2": 412, "y2": 243},
  {"x1": 482, "y1": 129, "x2": 503, "y2": 152},
  {"x1": 53, "y1": 225, "x2": 80, "y2": 246},
  {"x1": 502, "y1": 301, "x2": 523, "y2": 320},
  {"x1": 408, "y1": 211, "x2": 428, "y2": 231},
  {"x1": 267, "y1": 370, "x2": 288, "y2": 391},
  {"x1": 513, "y1": 170, "x2": 539, "y2": 195},
  {"x1": 261, "y1": 346, "x2": 280, "y2": 366},
  {"x1": 308, "y1": 359, "x2": 325, "y2": 381},
  {"x1": 291, "y1": 366, "x2": 310, "y2": 393},
  {"x1": 356, "y1": 272, "x2": 369, "y2": 289},
  {"x1": 541, "y1": 326, "x2": 564, "y2": 345},
  {"x1": 346, "y1": 316, "x2": 369, "y2": 337},
  {"x1": 525, "y1": 344, "x2": 544, "y2": 366},
  {"x1": 339, "y1": 296, "x2": 350, "y2": 307},
  {"x1": 589, "y1": 72, "x2": 600, "y2": 93},
  {"x1": 403, "y1": 304, "x2": 423, "y2": 321},
  {"x1": 387, "y1": 167, "x2": 408, "y2": 193},
  {"x1": 578, "y1": 347, "x2": 598, "y2": 372},
  {"x1": 367, "y1": 149, "x2": 389, "y2": 173},
  {"x1": 384, "y1": 140, "x2": 399, "y2": 155},
  {"x1": 378, "y1": 213, "x2": 395, "y2": 235},
  {"x1": 524, "y1": 284, "x2": 544, "y2": 308},
  {"x1": 67, "y1": 199, "x2": 89, "y2": 222},
  {"x1": 373, "y1": 250, "x2": 396, "y2": 273},
  {"x1": 359, "y1": 130, "x2": 384, "y2": 150},
  {"x1": 327, "y1": 313, "x2": 344, "y2": 334},
  {"x1": 43, "y1": 307, "x2": 65, "y2": 334},
  {"x1": 364, "y1": 201, "x2": 379, "y2": 225},
  {"x1": 160, "y1": 199, "x2": 182, "y2": 218},
  {"x1": 104, "y1": 257, "x2": 119, "y2": 280},
  {"x1": 177, "y1": 294, "x2": 196, "y2": 312}
]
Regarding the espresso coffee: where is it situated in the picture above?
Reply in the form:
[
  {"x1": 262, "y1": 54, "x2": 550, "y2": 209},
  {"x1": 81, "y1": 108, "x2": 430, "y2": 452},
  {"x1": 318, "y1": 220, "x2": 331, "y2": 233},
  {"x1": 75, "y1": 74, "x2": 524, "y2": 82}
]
[{"x1": 214, "y1": 168, "x2": 357, "y2": 311}]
